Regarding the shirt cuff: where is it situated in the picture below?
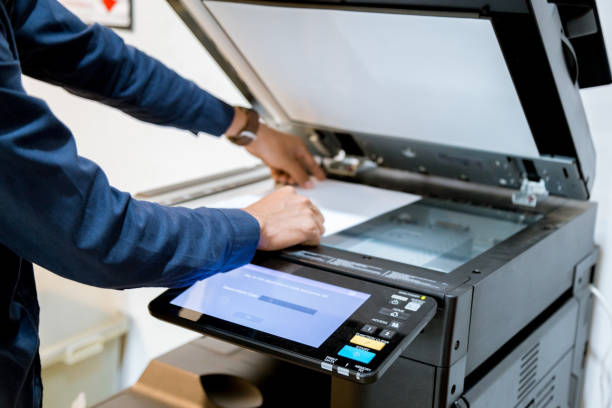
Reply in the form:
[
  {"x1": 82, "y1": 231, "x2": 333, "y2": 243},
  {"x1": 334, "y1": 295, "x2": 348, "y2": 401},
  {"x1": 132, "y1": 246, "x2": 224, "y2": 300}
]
[
  {"x1": 215, "y1": 208, "x2": 261, "y2": 269},
  {"x1": 193, "y1": 98, "x2": 235, "y2": 137},
  {"x1": 178, "y1": 208, "x2": 260, "y2": 287}
]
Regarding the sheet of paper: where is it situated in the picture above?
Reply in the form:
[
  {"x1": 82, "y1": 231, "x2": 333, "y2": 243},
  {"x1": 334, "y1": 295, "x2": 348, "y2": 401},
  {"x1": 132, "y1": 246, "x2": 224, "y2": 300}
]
[{"x1": 208, "y1": 179, "x2": 421, "y2": 236}]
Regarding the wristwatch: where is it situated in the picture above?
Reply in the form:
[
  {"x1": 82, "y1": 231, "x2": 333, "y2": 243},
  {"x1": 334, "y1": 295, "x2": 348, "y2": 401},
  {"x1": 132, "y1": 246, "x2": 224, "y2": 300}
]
[{"x1": 226, "y1": 107, "x2": 260, "y2": 146}]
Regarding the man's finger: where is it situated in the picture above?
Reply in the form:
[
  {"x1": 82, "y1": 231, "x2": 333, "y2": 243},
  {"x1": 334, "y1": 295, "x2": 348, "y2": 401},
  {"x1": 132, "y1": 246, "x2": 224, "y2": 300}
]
[
  {"x1": 302, "y1": 238, "x2": 321, "y2": 247},
  {"x1": 282, "y1": 159, "x2": 312, "y2": 188},
  {"x1": 271, "y1": 169, "x2": 289, "y2": 185},
  {"x1": 310, "y1": 203, "x2": 325, "y2": 227},
  {"x1": 303, "y1": 221, "x2": 322, "y2": 245},
  {"x1": 297, "y1": 145, "x2": 326, "y2": 180},
  {"x1": 315, "y1": 219, "x2": 325, "y2": 236},
  {"x1": 277, "y1": 174, "x2": 289, "y2": 184}
]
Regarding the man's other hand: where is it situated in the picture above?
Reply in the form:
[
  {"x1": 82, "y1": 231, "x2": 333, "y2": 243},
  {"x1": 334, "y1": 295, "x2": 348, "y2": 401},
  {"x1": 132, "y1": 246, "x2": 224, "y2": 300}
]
[
  {"x1": 246, "y1": 124, "x2": 326, "y2": 188},
  {"x1": 244, "y1": 186, "x2": 325, "y2": 251}
]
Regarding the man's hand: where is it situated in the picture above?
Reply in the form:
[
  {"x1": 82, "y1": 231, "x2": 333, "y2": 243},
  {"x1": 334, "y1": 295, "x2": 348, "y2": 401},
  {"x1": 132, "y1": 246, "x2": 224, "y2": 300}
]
[
  {"x1": 244, "y1": 186, "x2": 325, "y2": 251},
  {"x1": 246, "y1": 124, "x2": 326, "y2": 188},
  {"x1": 225, "y1": 107, "x2": 325, "y2": 188}
]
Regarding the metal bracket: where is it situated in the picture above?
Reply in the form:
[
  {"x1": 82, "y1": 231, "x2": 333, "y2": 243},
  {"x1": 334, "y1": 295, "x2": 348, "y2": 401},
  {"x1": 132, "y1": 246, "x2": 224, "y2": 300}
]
[
  {"x1": 573, "y1": 246, "x2": 599, "y2": 295},
  {"x1": 321, "y1": 150, "x2": 377, "y2": 177},
  {"x1": 512, "y1": 177, "x2": 549, "y2": 207},
  {"x1": 308, "y1": 131, "x2": 336, "y2": 157},
  {"x1": 453, "y1": 398, "x2": 469, "y2": 408}
]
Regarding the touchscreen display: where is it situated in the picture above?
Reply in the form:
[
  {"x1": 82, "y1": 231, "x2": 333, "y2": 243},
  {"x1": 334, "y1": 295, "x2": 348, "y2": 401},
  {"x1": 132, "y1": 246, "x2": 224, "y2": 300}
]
[
  {"x1": 323, "y1": 199, "x2": 540, "y2": 273},
  {"x1": 171, "y1": 264, "x2": 370, "y2": 348}
]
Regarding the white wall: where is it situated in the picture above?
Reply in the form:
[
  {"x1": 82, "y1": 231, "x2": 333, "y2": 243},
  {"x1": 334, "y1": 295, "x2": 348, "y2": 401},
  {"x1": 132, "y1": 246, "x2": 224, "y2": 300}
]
[
  {"x1": 578, "y1": 3, "x2": 612, "y2": 407},
  {"x1": 25, "y1": 0, "x2": 612, "y2": 405}
]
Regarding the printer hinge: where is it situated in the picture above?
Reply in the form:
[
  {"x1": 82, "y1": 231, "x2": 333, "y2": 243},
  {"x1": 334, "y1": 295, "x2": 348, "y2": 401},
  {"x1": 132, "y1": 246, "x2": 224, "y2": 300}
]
[
  {"x1": 321, "y1": 150, "x2": 377, "y2": 177},
  {"x1": 512, "y1": 177, "x2": 549, "y2": 207}
]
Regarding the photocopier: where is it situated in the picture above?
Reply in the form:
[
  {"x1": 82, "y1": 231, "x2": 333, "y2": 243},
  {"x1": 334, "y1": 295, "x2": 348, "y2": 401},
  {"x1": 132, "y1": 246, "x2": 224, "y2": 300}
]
[{"x1": 96, "y1": 1, "x2": 611, "y2": 407}]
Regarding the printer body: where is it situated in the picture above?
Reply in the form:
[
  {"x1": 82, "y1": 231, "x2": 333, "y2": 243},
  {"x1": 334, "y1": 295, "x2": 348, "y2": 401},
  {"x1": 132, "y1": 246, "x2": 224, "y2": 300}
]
[{"x1": 100, "y1": 1, "x2": 612, "y2": 407}]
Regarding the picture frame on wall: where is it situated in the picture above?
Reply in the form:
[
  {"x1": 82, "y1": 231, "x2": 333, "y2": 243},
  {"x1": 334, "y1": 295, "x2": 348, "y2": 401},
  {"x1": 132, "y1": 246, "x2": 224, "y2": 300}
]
[{"x1": 58, "y1": 0, "x2": 133, "y2": 30}]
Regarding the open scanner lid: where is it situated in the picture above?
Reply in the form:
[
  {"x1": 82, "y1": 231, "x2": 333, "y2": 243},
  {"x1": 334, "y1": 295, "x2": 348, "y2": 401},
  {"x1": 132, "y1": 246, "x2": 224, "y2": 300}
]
[{"x1": 169, "y1": 0, "x2": 611, "y2": 200}]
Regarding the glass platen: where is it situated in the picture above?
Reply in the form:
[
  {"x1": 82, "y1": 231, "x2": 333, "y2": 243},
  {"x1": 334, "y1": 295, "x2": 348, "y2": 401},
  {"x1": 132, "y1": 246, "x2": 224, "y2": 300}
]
[{"x1": 322, "y1": 199, "x2": 541, "y2": 273}]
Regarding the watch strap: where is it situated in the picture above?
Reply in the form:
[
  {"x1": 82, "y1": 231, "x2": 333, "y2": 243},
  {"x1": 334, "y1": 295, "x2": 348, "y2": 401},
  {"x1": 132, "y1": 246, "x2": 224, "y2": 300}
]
[{"x1": 226, "y1": 108, "x2": 260, "y2": 146}]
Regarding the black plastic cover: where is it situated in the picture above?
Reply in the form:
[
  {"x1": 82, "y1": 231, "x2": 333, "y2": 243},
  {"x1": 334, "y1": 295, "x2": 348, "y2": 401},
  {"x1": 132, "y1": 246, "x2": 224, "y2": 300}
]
[{"x1": 167, "y1": 0, "x2": 611, "y2": 200}]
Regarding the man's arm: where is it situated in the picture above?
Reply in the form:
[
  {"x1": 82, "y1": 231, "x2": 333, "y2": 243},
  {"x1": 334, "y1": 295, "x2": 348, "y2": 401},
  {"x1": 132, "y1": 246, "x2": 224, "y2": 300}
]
[
  {"x1": 0, "y1": 22, "x2": 263, "y2": 289},
  {"x1": 0, "y1": 8, "x2": 326, "y2": 290},
  {"x1": 11, "y1": 0, "x2": 327, "y2": 186},
  {"x1": 12, "y1": 0, "x2": 233, "y2": 135}
]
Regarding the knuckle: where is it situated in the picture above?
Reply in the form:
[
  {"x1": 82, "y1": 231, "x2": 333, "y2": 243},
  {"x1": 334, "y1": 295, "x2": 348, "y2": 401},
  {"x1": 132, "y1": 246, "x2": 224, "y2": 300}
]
[
  {"x1": 309, "y1": 222, "x2": 320, "y2": 235},
  {"x1": 303, "y1": 220, "x2": 316, "y2": 232}
]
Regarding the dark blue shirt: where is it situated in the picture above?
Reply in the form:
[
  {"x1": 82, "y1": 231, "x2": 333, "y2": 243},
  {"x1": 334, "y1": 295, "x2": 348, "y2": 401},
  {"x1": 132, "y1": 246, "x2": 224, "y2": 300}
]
[{"x1": 0, "y1": 1, "x2": 261, "y2": 406}]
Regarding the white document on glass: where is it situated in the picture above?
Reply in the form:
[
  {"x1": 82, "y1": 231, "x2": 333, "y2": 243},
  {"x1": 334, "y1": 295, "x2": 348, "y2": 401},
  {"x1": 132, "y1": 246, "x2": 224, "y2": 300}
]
[{"x1": 208, "y1": 179, "x2": 421, "y2": 236}]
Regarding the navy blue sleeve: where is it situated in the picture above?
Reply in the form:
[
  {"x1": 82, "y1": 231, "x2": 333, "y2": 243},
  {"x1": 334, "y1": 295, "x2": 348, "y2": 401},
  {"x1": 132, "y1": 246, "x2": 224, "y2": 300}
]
[
  {"x1": 0, "y1": 17, "x2": 260, "y2": 289},
  {"x1": 11, "y1": 0, "x2": 234, "y2": 136}
]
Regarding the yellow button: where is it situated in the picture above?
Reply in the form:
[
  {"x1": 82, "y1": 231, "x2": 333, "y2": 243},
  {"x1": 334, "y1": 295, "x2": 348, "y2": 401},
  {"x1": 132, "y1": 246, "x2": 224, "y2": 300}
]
[{"x1": 350, "y1": 334, "x2": 386, "y2": 351}]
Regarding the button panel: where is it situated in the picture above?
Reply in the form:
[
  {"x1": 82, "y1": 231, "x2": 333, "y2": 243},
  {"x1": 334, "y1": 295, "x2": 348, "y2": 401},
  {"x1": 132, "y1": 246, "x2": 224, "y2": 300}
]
[
  {"x1": 388, "y1": 298, "x2": 402, "y2": 306},
  {"x1": 378, "y1": 307, "x2": 409, "y2": 320},
  {"x1": 405, "y1": 299, "x2": 425, "y2": 312},
  {"x1": 350, "y1": 334, "x2": 386, "y2": 351},
  {"x1": 338, "y1": 345, "x2": 376, "y2": 364},
  {"x1": 379, "y1": 329, "x2": 396, "y2": 340},
  {"x1": 389, "y1": 321, "x2": 402, "y2": 329},
  {"x1": 360, "y1": 324, "x2": 378, "y2": 334},
  {"x1": 334, "y1": 290, "x2": 426, "y2": 375},
  {"x1": 315, "y1": 288, "x2": 433, "y2": 380}
]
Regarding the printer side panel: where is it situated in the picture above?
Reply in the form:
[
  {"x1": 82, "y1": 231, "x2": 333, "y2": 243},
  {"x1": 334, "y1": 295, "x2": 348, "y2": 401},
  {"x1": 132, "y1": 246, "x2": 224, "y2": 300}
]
[
  {"x1": 461, "y1": 298, "x2": 580, "y2": 408},
  {"x1": 401, "y1": 285, "x2": 473, "y2": 367},
  {"x1": 467, "y1": 201, "x2": 596, "y2": 374},
  {"x1": 330, "y1": 357, "x2": 437, "y2": 408}
]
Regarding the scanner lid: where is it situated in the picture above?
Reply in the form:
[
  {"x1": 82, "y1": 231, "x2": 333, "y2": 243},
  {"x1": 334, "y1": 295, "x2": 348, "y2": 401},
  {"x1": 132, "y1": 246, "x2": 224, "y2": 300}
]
[{"x1": 170, "y1": 0, "x2": 611, "y2": 200}]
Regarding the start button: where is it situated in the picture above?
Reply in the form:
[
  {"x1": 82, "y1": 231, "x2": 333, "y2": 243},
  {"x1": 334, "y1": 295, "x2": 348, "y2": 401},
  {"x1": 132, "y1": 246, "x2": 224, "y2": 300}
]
[{"x1": 338, "y1": 345, "x2": 376, "y2": 364}]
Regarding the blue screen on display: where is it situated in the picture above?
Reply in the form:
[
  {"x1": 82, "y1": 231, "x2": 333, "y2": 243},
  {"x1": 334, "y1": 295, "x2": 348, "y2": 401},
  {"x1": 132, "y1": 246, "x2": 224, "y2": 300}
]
[{"x1": 170, "y1": 264, "x2": 371, "y2": 348}]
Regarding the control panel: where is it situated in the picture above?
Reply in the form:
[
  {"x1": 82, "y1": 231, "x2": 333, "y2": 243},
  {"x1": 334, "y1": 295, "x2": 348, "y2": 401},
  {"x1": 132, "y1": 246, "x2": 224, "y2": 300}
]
[
  {"x1": 321, "y1": 291, "x2": 434, "y2": 381},
  {"x1": 150, "y1": 261, "x2": 437, "y2": 384}
]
